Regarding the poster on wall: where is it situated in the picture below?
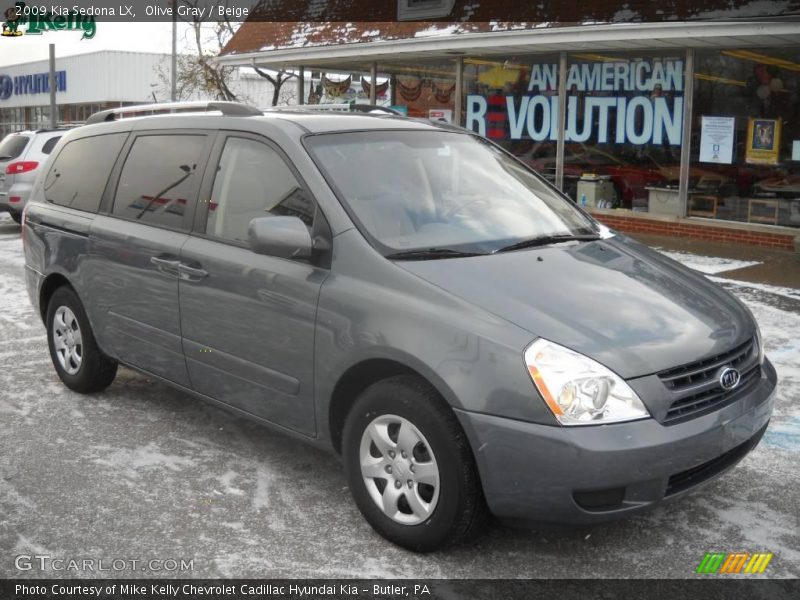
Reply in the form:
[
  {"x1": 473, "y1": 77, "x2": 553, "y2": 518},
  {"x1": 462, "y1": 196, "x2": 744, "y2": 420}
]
[
  {"x1": 746, "y1": 118, "x2": 781, "y2": 165},
  {"x1": 699, "y1": 116, "x2": 735, "y2": 164}
]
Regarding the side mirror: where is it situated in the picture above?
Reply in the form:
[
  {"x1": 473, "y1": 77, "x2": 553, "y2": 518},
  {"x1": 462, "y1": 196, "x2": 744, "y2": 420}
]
[{"x1": 248, "y1": 216, "x2": 312, "y2": 260}]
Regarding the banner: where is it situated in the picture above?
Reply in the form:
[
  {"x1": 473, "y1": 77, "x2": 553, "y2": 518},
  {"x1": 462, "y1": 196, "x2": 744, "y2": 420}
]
[{"x1": 466, "y1": 59, "x2": 684, "y2": 145}]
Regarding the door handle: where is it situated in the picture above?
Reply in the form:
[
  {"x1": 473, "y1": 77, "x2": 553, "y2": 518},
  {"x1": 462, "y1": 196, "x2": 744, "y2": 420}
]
[
  {"x1": 178, "y1": 264, "x2": 208, "y2": 280},
  {"x1": 150, "y1": 256, "x2": 181, "y2": 275}
]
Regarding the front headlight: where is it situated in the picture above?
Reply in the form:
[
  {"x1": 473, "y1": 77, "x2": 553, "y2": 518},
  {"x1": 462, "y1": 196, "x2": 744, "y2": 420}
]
[{"x1": 524, "y1": 338, "x2": 650, "y2": 426}]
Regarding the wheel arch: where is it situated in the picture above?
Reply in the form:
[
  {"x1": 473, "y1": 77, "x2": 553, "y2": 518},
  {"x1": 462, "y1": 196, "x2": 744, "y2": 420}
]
[
  {"x1": 39, "y1": 272, "x2": 73, "y2": 323},
  {"x1": 327, "y1": 357, "x2": 460, "y2": 455}
]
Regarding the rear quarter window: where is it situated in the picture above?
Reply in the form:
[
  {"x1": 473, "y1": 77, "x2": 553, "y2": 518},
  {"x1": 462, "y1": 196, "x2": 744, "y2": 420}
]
[
  {"x1": 43, "y1": 133, "x2": 128, "y2": 213},
  {"x1": 41, "y1": 136, "x2": 61, "y2": 155},
  {"x1": 0, "y1": 134, "x2": 31, "y2": 160}
]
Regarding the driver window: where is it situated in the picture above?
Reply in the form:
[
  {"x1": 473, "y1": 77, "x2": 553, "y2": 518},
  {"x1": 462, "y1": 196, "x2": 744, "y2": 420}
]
[{"x1": 206, "y1": 137, "x2": 315, "y2": 244}]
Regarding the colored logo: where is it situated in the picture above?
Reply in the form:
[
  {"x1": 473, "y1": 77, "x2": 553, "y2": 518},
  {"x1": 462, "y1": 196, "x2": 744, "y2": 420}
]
[
  {"x1": 2, "y1": 3, "x2": 97, "y2": 40},
  {"x1": 1, "y1": 5, "x2": 24, "y2": 36},
  {"x1": 696, "y1": 552, "x2": 773, "y2": 574},
  {"x1": 718, "y1": 366, "x2": 741, "y2": 390}
]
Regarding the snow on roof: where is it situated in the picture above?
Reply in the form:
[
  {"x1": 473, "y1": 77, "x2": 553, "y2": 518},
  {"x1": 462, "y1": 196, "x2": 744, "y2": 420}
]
[{"x1": 222, "y1": 0, "x2": 800, "y2": 56}]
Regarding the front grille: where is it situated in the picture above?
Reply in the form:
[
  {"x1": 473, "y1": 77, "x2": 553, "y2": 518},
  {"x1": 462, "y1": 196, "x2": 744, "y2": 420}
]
[{"x1": 660, "y1": 338, "x2": 759, "y2": 424}]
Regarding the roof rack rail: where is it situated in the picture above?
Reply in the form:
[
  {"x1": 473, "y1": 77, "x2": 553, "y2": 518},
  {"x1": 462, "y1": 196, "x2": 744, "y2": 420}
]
[
  {"x1": 85, "y1": 101, "x2": 262, "y2": 125},
  {"x1": 264, "y1": 103, "x2": 402, "y2": 116},
  {"x1": 34, "y1": 126, "x2": 74, "y2": 133}
]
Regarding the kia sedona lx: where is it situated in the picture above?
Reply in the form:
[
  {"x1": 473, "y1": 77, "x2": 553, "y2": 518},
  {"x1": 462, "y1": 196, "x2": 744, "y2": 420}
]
[{"x1": 22, "y1": 102, "x2": 777, "y2": 552}]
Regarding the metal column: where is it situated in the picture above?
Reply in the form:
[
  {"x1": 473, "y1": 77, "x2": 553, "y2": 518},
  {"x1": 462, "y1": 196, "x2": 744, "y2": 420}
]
[
  {"x1": 48, "y1": 44, "x2": 57, "y2": 129},
  {"x1": 298, "y1": 66, "x2": 305, "y2": 105},
  {"x1": 454, "y1": 56, "x2": 464, "y2": 126},
  {"x1": 555, "y1": 52, "x2": 568, "y2": 193},
  {"x1": 677, "y1": 49, "x2": 695, "y2": 218},
  {"x1": 369, "y1": 62, "x2": 377, "y2": 105}
]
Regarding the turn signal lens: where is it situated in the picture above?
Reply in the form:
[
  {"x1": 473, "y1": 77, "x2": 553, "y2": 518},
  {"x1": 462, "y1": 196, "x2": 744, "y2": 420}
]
[{"x1": 524, "y1": 339, "x2": 650, "y2": 426}]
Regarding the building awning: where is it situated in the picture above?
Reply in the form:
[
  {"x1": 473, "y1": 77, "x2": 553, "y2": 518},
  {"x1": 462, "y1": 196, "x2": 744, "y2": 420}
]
[{"x1": 215, "y1": 22, "x2": 800, "y2": 70}]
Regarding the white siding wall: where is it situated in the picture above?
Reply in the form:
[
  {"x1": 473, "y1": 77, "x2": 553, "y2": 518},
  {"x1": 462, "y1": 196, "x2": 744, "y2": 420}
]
[
  {"x1": 0, "y1": 50, "x2": 277, "y2": 109},
  {"x1": 0, "y1": 51, "x2": 171, "y2": 108}
]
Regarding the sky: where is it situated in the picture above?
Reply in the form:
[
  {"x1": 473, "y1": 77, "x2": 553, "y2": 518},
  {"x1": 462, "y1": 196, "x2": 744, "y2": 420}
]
[{"x1": 0, "y1": 22, "x2": 203, "y2": 67}]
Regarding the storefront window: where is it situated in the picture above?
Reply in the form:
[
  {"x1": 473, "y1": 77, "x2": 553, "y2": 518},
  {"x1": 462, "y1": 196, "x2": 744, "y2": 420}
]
[
  {"x1": 691, "y1": 48, "x2": 800, "y2": 228},
  {"x1": 380, "y1": 60, "x2": 456, "y2": 121},
  {"x1": 304, "y1": 64, "x2": 392, "y2": 108},
  {"x1": 462, "y1": 52, "x2": 685, "y2": 211},
  {"x1": 462, "y1": 54, "x2": 559, "y2": 173},
  {"x1": 564, "y1": 51, "x2": 684, "y2": 210}
]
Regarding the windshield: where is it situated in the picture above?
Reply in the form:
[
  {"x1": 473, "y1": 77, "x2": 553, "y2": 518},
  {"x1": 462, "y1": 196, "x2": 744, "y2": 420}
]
[{"x1": 306, "y1": 130, "x2": 599, "y2": 255}]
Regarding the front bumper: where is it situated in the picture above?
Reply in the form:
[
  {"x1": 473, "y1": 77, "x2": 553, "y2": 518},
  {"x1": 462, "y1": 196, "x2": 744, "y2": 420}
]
[{"x1": 455, "y1": 358, "x2": 777, "y2": 525}]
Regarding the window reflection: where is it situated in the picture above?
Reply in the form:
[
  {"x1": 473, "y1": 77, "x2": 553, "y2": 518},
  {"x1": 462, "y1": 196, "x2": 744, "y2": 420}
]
[
  {"x1": 112, "y1": 135, "x2": 206, "y2": 229},
  {"x1": 45, "y1": 133, "x2": 127, "y2": 213},
  {"x1": 206, "y1": 137, "x2": 314, "y2": 243}
]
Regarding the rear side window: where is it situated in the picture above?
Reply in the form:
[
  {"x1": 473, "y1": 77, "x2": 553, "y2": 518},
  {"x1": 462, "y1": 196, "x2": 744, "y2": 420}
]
[
  {"x1": 41, "y1": 136, "x2": 61, "y2": 155},
  {"x1": 44, "y1": 133, "x2": 127, "y2": 213},
  {"x1": 0, "y1": 134, "x2": 30, "y2": 160},
  {"x1": 112, "y1": 135, "x2": 206, "y2": 230}
]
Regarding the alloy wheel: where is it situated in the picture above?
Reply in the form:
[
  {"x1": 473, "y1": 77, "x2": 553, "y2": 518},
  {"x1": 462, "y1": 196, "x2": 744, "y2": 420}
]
[
  {"x1": 359, "y1": 414, "x2": 440, "y2": 525},
  {"x1": 52, "y1": 306, "x2": 83, "y2": 375}
]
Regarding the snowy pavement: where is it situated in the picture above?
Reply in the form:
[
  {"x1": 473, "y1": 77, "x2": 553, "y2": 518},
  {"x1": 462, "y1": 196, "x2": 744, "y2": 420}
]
[{"x1": 0, "y1": 214, "x2": 798, "y2": 578}]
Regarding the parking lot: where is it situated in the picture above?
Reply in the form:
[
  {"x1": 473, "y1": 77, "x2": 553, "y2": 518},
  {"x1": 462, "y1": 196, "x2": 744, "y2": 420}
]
[{"x1": 1, "y1": 211, "x2": 798, "y2": 579}]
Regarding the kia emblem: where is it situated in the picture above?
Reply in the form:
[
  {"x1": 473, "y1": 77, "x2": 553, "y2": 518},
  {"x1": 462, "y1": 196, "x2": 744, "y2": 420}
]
[{"x1": 718, "y1": 367, "x2": 741, "y2": 391}]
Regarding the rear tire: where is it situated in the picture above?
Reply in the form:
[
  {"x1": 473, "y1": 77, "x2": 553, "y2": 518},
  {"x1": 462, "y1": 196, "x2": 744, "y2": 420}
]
[
  {"x1": 342, "y1": 375, "x2": 487, "y2": 552},
  {"x1": 9, "y1": 211, "x2": 21, "y2": 224},
  {"x1": 46, "y1": 286, "x2": 117, "y2": 393}
]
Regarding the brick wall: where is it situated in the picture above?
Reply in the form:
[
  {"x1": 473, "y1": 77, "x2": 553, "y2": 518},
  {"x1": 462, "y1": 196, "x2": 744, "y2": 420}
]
[{"x1": 590, "y1": 211, "x2": 797, "y2": 251}]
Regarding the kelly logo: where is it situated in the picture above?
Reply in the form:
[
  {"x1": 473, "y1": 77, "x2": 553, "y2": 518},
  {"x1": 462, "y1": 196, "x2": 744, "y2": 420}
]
[
  {"x1": 696, "y1": 552, "x2": 773, "y2": 574},
  {"x1": 2, "y1": 2, "x2": 97, "y2": 40}
]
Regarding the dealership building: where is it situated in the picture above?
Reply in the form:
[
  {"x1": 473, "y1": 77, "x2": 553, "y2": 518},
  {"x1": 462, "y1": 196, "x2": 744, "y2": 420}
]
[
  {"x1": 0, "y1": 51, "x2": 178, "y2": 137},
  {"x1": 218, "y1": 0, "x2": 800, "y2": 249},
  {"x1": 0, "y1": 50, "x2": 278, "y2": 138}
]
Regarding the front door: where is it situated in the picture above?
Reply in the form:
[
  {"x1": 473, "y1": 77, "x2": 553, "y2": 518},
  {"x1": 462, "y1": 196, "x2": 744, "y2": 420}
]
[{"x1": 179, "y1": 134, "x2": 330, "y2": 435}]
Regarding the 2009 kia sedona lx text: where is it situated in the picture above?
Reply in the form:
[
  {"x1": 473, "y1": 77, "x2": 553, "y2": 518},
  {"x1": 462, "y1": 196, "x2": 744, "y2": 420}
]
[{"x1": 22, "y1": 102, "x2": 777, "y2": 552}]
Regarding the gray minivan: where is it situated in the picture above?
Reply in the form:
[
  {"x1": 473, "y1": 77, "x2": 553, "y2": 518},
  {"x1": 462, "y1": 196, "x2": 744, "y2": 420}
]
[{"x1": 22, "y1": 102, "x2": 776, "y2": 552}]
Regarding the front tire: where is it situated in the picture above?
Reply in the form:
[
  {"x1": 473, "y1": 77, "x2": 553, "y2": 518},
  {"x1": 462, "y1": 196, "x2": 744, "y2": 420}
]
[
  {"x1": 46, "y1": 286, "x2": 117, "y2": 393},
  {"x1": 342, "y1": 375, "x2": 487, "y2": 552}
]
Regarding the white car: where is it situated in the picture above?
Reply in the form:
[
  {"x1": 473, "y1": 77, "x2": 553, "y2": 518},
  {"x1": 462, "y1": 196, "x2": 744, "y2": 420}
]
[{"x1": 0, "y1": 129, "x2": 68, "y2": 223}]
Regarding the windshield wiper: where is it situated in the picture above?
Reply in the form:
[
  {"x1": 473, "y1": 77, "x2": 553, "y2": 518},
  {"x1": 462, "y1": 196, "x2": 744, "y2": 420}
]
[
  {"x1": 493, "y1": 233, "x2": 600, "y2": 253},
  {"x1": 385, "y1": 248, "x2": 486, "y2": 261}
]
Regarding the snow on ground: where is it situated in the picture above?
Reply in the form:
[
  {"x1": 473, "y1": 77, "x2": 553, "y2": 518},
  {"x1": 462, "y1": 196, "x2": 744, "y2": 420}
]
[
  {"x1": 0, "y1": 226, "x2": 798, "y2": 578},
  {"x1": 656, "y1": 249, "x2": 762, "y2": 275}
]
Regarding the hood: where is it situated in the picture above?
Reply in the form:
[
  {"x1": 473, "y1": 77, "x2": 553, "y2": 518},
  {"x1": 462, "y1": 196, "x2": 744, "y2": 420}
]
[{"x1": 398, "y1": 236, "x2": 754, "y2": 379}]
